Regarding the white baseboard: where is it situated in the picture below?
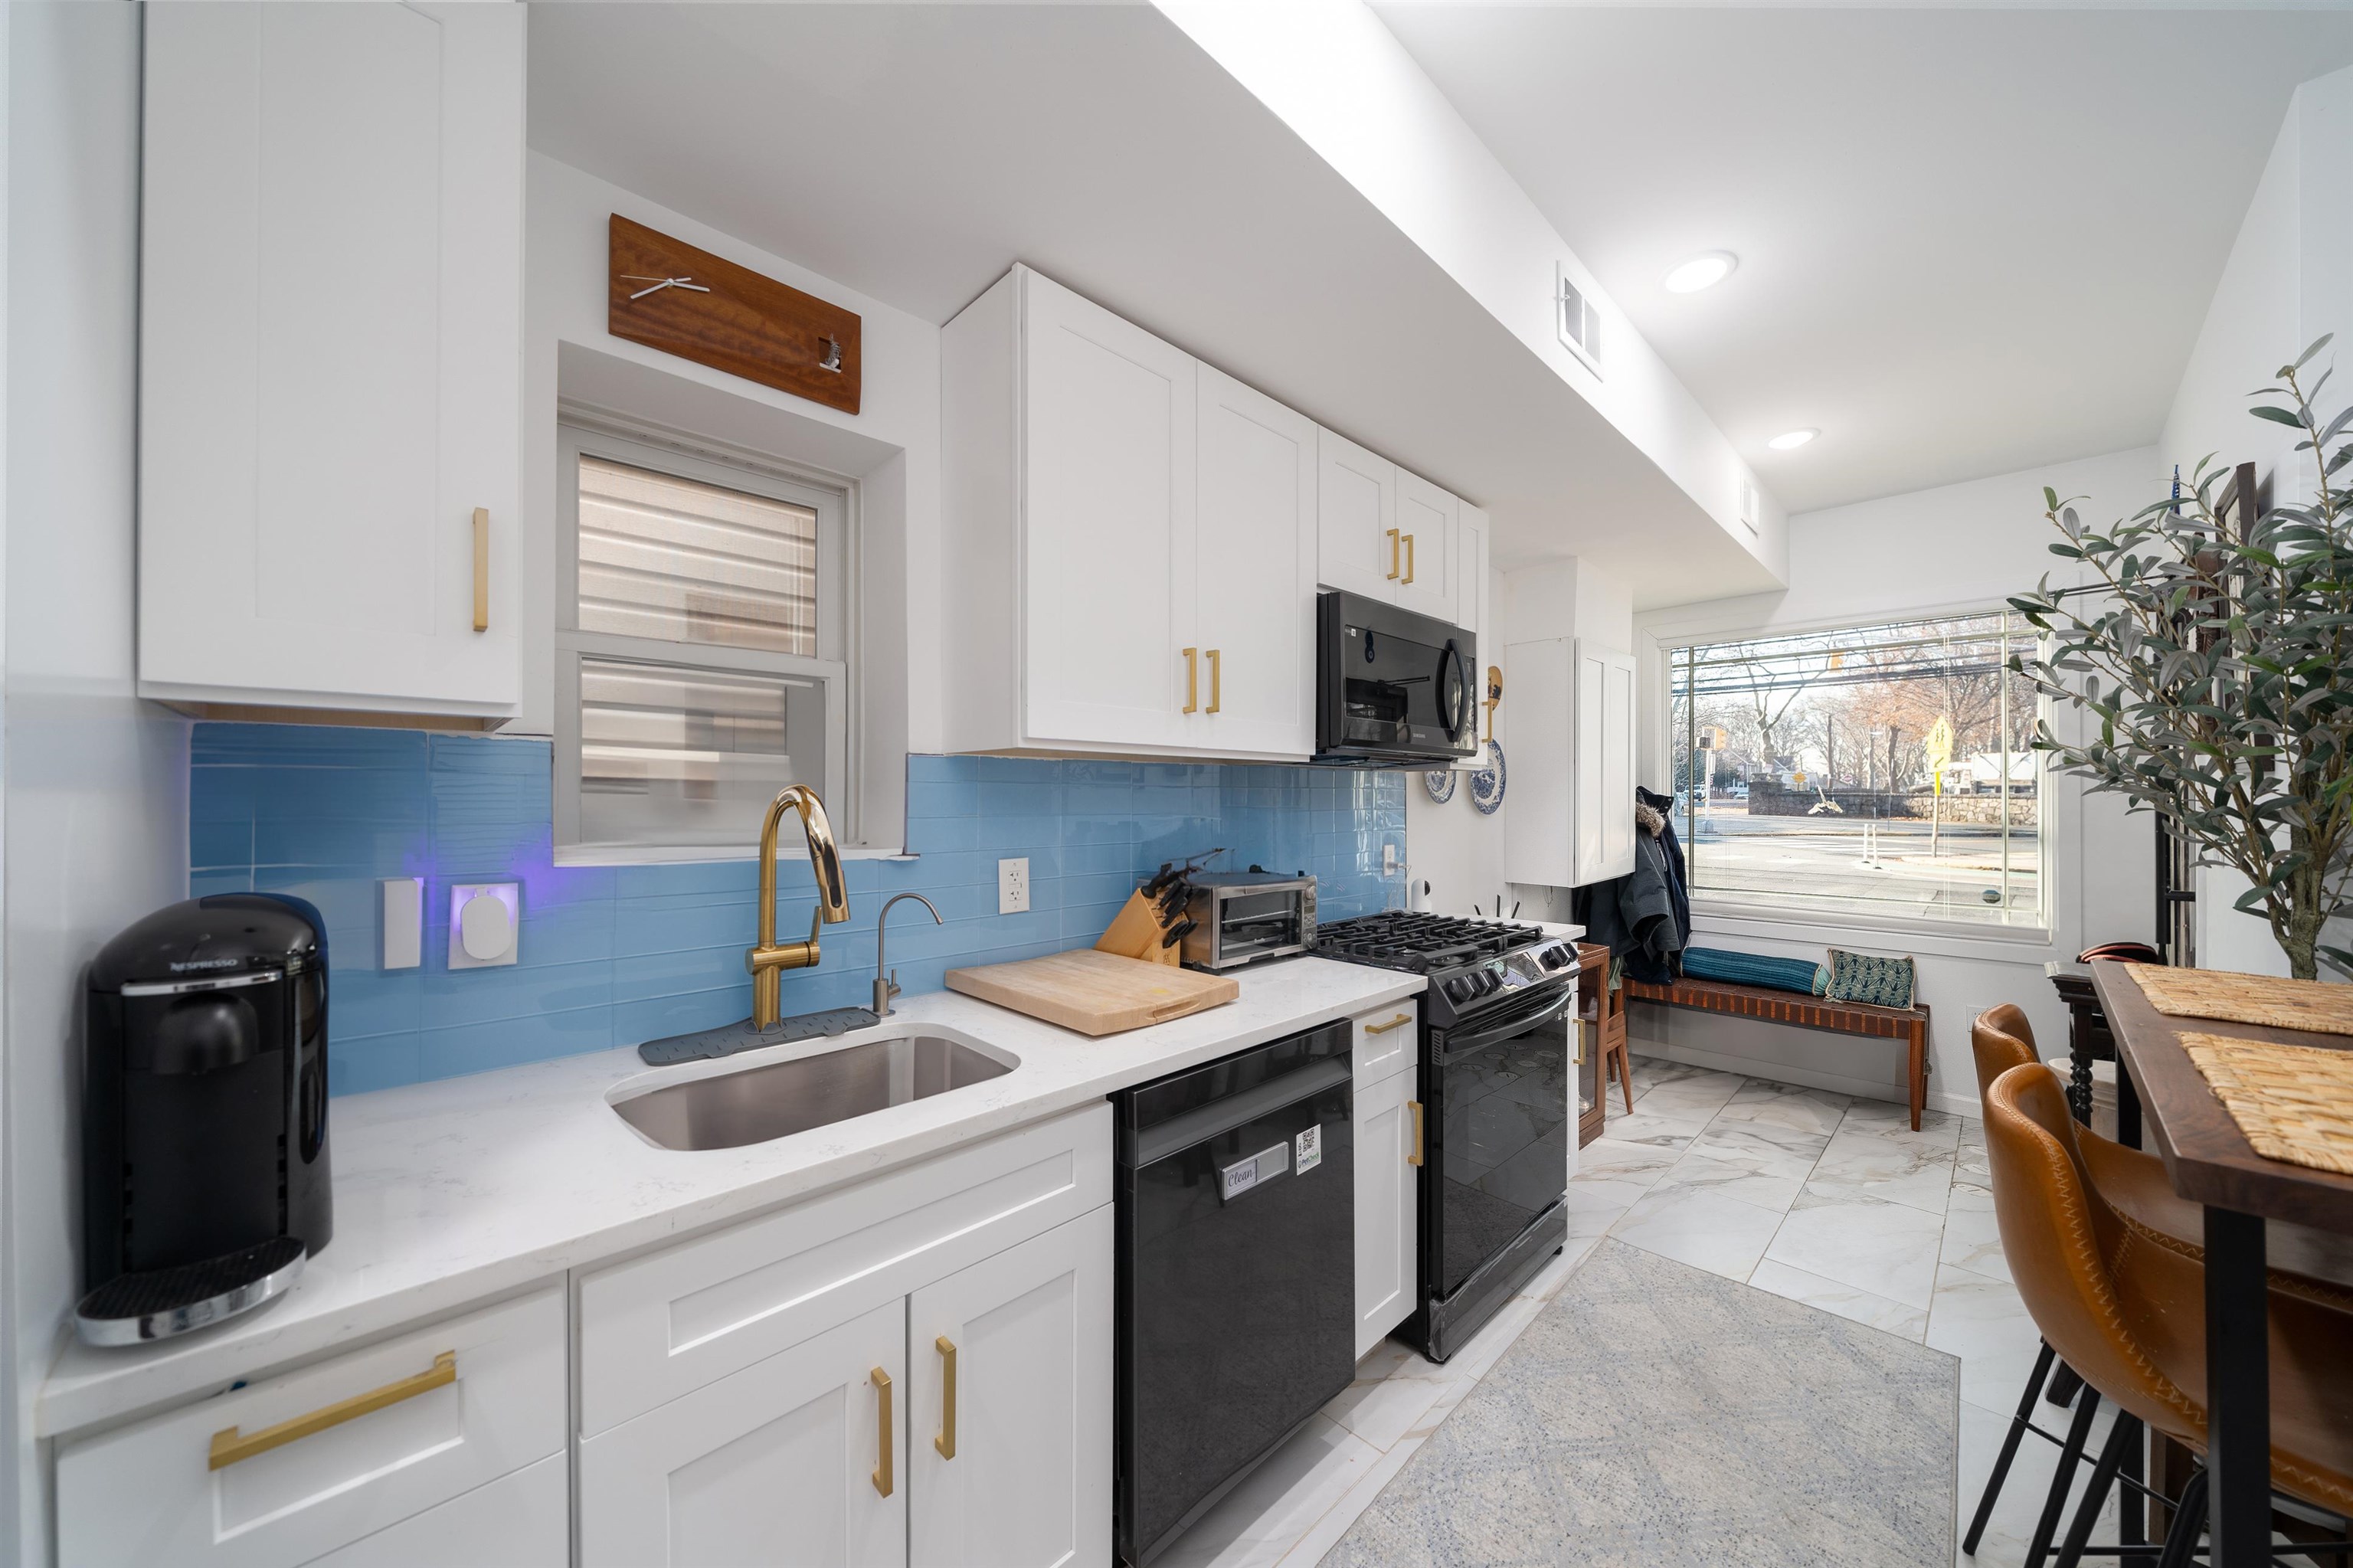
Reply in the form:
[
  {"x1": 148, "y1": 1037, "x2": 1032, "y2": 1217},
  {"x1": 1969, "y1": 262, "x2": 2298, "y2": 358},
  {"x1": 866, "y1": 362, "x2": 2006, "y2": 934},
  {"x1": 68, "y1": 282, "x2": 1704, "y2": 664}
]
[{"x1": 1629, "y1": 1035, "x2": 1981, "y2": 1124}]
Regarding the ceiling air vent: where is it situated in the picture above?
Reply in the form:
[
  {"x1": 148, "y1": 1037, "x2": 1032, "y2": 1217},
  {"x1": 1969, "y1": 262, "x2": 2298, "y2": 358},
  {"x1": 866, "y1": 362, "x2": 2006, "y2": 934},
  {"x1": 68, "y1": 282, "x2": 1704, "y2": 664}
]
[
  {"x1": 1739, "y1": 478, "x2": 1761, "y2": 535},
  {"x1": 1555, "y1": 262, "x2": 1602, "y2": 376}
]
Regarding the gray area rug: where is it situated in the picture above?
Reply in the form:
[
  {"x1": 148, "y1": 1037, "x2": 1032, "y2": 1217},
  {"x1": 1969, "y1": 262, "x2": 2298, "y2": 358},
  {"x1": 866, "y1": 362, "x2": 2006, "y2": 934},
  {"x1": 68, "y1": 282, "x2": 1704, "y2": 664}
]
[{"x1": 1324, "y1": 1240, "x2": 1959, "y2": 1567}]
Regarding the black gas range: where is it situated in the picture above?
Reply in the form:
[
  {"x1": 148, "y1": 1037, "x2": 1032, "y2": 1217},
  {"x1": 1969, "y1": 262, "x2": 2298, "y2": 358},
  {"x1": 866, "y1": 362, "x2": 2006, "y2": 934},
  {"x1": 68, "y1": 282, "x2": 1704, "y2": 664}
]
[{"x1": 1314, "y1": 912, "x2": 1579, "y2": 1361}]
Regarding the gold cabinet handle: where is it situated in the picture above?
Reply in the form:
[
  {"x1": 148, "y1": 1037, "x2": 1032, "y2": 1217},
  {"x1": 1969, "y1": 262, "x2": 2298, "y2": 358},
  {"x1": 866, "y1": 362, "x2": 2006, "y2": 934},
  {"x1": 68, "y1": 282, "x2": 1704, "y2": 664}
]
[
  {"x1": 210, "y1": 1350, "x2": 455, "y2": 1471},
  {"x1": 1365, "y1": 1012, "x2": 1412, "y2": 1035},
  {"x1": 934, "y1": 1337, "x2": 957, "y2": 1460},
  {"x1": 1407, "y1": 1101, "x2": 1425, "y2": 1167},
  {"x1": 1386, "y1": 528, "x2": 1401, "y2": 580},
  {"x1": 1206, "y1": 649, "x2": 1221, "y2": 715},
  {"x1": 1182, "y1": 647, "x2": 1198, "y2": 715},
  {"x1": 871, "y1": 1366, "x2": 894, "y2": 1497},
  {"x1": 471, "y1": 508, "x2": 489, "y2": 633},
  {"x1": 1402, "y1": 533, "x2": 1415, "y2": 585}
]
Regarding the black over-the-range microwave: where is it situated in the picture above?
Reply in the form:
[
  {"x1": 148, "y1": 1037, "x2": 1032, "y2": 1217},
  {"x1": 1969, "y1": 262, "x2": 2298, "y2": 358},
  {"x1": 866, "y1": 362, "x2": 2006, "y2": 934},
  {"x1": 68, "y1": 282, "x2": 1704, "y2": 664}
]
[{"x1": 1313, "y1": 590, "x2": 1479, "y2": 767}]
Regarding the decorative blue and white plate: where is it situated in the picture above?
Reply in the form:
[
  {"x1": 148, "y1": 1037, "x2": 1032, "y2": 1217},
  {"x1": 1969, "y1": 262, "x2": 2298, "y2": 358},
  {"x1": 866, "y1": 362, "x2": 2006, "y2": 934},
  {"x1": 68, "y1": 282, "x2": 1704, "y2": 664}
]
[
  {"x1": 1470, "y1": 740, "x2": 1507, "y2": 815},
  {"x1": 1422, "y1": 767, "x2": 1457, "y2": 804}
]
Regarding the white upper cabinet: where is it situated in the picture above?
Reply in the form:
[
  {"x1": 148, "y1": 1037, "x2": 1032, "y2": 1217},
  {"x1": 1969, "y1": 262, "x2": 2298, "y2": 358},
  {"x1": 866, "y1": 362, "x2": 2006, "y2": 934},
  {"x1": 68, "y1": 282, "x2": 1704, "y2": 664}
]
[
  {"x1": 1315, "y1": 427, "x2": 1464, "y2": 626},
  {"x1": 1314, "y1": 428, "x2": 1399, "y2": 601},
  {"x1": 1392, "y1": 470, "x2": 1458, "y2": 624},
  {"x1": 1020, "y1": 270, "x2": 1197, "y2": 751},
  {"x1": 1504, "y1": 639, "x2": 1639, "y2": 888},
  {"x1": 942, "y1": 267, "x2": 1317, "y2": 761},
  {"x1": 1193, "y1": 366, "x2": 1318, "y2": 757},
  {"x1": 139, "y1": 2, "x2": 522, "y2": 722}
]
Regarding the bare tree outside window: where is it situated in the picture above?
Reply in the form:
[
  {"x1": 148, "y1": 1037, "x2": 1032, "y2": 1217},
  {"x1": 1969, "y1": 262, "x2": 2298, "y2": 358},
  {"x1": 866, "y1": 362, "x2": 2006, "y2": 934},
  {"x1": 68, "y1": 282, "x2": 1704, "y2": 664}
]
[{"x1": 1671, "y1": 611, "x2": 2046, "y2": 929}]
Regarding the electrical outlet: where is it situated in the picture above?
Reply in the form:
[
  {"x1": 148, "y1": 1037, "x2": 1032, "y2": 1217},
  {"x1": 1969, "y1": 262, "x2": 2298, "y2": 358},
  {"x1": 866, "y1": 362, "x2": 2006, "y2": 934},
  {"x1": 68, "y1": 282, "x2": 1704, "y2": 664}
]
[
  {"x1": 998, "y1": 857, "x2": 1030, "y2": 915},
  {"x1": 1383, "y1": 843, "x2": 1398, "y2": 875}
]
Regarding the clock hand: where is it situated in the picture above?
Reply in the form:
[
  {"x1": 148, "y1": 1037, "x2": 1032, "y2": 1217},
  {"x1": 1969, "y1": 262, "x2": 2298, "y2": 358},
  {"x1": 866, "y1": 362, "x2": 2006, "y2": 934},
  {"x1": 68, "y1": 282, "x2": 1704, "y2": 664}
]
[{"x1": 620, "y1": 275, "x2": 713, "y2": 300}]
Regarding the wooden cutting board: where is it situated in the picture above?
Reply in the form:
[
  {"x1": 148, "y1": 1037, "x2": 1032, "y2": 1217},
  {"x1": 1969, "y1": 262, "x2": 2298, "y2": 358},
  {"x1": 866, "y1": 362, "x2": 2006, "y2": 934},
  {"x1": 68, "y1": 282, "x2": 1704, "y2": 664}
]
[{"x1": 945, "y1": 949, "x2": 1238, "y2": 1036}]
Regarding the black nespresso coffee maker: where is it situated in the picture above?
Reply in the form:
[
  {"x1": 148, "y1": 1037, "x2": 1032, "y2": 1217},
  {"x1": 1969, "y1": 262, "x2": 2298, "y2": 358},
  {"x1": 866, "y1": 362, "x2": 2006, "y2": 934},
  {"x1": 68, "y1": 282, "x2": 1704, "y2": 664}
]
[{"x1": 79, "y1": 894, "x2": 332, "y2": 1344}]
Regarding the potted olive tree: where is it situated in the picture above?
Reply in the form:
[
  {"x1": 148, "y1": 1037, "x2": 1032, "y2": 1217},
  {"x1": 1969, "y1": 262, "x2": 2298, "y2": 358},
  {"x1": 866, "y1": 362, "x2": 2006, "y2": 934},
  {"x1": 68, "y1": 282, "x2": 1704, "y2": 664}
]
[{"x1": 2009, "y1": 337, "x2": 2353, "y2": 980}]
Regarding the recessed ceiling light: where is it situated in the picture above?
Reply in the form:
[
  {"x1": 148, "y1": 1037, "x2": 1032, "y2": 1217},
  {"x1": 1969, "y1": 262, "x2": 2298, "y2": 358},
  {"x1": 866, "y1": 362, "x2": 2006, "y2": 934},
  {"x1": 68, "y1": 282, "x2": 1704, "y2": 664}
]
[
  {"x1": 1768, "y1": 428, "x2": 1819, "y2": 451},
  {"x1": 1663, "y1": 251, "x2": 1737, "y2": 294}
]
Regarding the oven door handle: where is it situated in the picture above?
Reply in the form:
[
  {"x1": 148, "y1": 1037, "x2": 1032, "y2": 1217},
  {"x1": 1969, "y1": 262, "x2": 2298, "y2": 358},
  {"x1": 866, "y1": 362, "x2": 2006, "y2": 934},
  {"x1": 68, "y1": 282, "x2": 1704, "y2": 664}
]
[{"x1": 1441, "y1": 989, "x2": 1577, "y2": 1057}]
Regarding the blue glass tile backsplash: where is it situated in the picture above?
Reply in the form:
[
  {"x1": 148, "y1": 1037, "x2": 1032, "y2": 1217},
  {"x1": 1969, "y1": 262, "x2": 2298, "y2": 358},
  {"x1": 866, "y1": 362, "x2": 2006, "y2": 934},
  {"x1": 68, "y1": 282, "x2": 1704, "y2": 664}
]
[{"x1": 188, "y1": 725, "x2": 1406, "y2": 1096}]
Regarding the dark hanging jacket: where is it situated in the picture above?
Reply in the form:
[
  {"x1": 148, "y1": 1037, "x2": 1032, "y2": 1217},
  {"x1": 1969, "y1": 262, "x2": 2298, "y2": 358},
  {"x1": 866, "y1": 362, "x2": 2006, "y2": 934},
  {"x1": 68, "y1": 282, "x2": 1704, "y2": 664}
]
[{"x1": 1569, "y1": 791, "x2": 1693, "y2": 984}]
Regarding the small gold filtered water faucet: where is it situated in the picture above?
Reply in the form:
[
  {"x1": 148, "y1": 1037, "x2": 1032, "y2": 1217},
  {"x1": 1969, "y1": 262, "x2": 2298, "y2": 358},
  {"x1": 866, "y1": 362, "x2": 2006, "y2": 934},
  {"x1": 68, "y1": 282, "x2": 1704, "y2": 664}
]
[{"x1": 745, "y1": 785, "x2": 850, "y2": 1028}]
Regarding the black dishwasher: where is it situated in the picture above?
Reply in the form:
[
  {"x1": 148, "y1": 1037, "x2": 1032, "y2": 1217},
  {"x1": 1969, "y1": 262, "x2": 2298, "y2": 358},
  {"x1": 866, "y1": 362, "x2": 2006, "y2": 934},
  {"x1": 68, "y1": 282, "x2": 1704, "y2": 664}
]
[{"x1": 1114, "y1": 1019, "x2": 1356, "y2": 1566}]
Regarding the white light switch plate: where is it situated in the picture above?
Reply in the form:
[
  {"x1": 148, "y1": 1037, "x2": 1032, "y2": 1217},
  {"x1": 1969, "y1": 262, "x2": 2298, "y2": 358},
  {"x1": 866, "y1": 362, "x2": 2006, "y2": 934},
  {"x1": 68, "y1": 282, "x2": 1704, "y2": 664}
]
[
  {"x1": 381, "y1": 878, "x2": 423, "y2": 970},
  {"x1": 448, "y1": 882, "x2": 520, "y2": 969},
  {"x1": 998, "y1": 857, "x2": 1030, "y2": 915}
]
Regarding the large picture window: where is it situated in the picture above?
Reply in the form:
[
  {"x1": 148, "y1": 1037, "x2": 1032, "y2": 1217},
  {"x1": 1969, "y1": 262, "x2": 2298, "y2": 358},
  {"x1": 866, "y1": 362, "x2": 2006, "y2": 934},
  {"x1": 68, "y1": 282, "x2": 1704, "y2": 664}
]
[
  {"x1": 1667, "y1": 610, "x2": 2046, "y2": 931},
  {"x1": 555, "y1": 425, "x2": 849, "y2": 854}
]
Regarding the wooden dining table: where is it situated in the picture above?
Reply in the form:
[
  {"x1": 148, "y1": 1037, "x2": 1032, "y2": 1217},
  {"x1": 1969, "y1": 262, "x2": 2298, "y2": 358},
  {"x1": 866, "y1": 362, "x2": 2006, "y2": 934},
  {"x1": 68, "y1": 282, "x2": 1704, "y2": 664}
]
[{"x1": 2090, "y1": 959, "x2": 2353, "y2": 1566}]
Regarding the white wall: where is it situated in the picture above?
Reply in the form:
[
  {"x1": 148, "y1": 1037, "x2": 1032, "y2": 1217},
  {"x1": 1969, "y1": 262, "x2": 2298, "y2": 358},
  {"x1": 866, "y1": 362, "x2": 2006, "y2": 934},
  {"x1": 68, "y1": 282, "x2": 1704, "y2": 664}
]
[
  {"x1": 1633, "y1": 446, "x2": 2164, "y2": 1117},
  {"x1": 2157, "y1": 61, "x2": 2353, "y2": 977},
  {"x1": 1152, "y1": 0, "x2": 1787, "y2": 584},
  {"x1": 2, "y1": 9, "x2": 193, "y2": 1562},
  {"x1": 522, "y1": 152, "x2": 944, "y2": 847}
]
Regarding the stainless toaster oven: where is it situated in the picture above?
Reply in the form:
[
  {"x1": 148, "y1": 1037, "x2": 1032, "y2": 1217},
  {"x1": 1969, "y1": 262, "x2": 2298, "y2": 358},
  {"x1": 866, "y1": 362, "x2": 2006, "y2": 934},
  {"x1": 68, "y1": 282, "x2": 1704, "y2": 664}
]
[{"x1": 1178, "y1": 873, "x2": 1318, "y2": 971}]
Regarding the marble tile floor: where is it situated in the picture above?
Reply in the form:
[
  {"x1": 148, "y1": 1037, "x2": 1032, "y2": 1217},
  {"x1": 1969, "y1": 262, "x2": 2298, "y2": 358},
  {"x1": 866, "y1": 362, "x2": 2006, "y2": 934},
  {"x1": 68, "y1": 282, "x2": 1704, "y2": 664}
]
[{"x1": 1158, "y1": 1052, "x2": 2120, "y2": 1568}]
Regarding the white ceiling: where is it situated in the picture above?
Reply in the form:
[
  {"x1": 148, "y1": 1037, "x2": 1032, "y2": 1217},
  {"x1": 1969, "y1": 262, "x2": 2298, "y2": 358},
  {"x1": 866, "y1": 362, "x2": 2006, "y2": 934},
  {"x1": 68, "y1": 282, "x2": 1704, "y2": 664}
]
[
  {"x1": 1373, "y1": 3, "x2": 2353, "y2": 513},
  {"x1": 527, "y1": 4, "x2": 1785, "y2": 606}
]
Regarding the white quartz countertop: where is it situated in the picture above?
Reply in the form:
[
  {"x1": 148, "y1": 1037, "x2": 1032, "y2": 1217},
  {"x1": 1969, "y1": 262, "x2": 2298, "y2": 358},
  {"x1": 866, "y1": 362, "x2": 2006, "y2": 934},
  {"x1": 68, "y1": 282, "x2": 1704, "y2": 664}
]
[{"x1": 41, "y1": 954, "x2": 1422, "y2": 1437}]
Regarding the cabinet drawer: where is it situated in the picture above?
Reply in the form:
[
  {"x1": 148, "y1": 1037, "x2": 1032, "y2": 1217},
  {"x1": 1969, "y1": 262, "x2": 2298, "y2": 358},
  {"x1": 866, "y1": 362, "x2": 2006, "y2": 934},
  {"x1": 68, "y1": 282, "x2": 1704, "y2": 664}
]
[
  {"x1": 1352, "y1": 1000, "x2": 1419, "y2": 1085},
  {"x1": 303, "y1": 1454, "x2": 566, "y2": 1568},
  {"x1": 57, "y1": 1286, "x2": 564, "y2": 1568},
  {"x1": 579, "y1": 1102, "x2": 1113, "y2": 1436}
]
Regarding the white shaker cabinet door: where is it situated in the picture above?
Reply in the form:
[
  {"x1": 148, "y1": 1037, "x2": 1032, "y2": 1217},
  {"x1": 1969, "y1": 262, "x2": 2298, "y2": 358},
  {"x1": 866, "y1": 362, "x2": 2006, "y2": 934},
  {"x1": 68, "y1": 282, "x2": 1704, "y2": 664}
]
[
  {"x1": 1020, "y1": 270, "x2": 1196, "y2": 751},
  {"x1": 1392, "y1": 470, "x2": 1458, "y2": 625},
  {"x1": 1193, "y1": 365, "x2": 1318, "y2": 758},
  {"x1": 1316, "y1": 427, "x2": 1400, "y2": 602},
  {"x1": 578, "y1": 1298, "x2": 908, "y2": 1568},
  {"x1": 1573, "y1": 642, "x2": 1640, "y2": 885},
  {"x1": 1353, "y1": 1066, "x2": 1421, "y2": 1357},
  {"x1": 139, "y1": 2, "x2": 522, "y2": 720},
  {"x1": 907, "y1": 1206, "x2": 1113, "y2": 1568}
]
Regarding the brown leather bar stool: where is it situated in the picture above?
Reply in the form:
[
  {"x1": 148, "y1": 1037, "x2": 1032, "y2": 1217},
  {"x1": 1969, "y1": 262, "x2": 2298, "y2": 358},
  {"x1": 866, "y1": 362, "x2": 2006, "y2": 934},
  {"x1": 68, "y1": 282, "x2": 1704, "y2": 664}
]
[
  {"x1": 1965, "y1": 1007, "x2": 2353, "y2": 1562},
  {"x1": 1983, "y1": 1059, "x2": 2353, "y2": 1566}
]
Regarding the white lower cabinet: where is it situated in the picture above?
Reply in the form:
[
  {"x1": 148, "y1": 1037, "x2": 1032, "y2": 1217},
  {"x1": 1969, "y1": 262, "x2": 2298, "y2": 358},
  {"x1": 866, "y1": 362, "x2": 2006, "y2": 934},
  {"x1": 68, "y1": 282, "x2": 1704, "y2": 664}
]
[
  {"x1": 578, "y1": 1298, "x2": 909, "y2": 1567},
  {"x1": 1353, "y1": 1061, "x2": 1422, "y2": 1358},
  {"x1": 908, "y1": 1207, "x2": 1114, "y2": 1568},
  {"x1": 304, "y1": 1455, "x2": 567, "y2": 1568},
  {"x1": 55, "y1": 1288, "x2": 565, "y2": 1568}
]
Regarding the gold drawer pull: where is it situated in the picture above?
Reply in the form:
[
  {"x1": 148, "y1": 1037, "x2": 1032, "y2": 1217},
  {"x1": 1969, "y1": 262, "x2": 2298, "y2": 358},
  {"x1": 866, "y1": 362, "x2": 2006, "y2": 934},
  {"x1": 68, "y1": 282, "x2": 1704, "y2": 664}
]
[
  {"x1": 471, "y1": 508, "x2": 489, "y2": 633},
  {"x1": 934, "y1": 1337, "x2": 957, "y2": 1460},
  {"x1": 1365, "y1": 1012, "x2": 1412, "y2": 1035},
  {"x1": 1408, "y1": 1100, "x2": 1425, "y2": 1167},
  {"x1": 1182, "y1": 647, "x2": 1199, "y2": 715},
  {"x1": 1206, "y1": 649, "x2": 1221, "y2": 715},
  {"x1": 1386, "y1": 528, "x2": 1400, "y2": 580},
  {"x1": 871, "y1": 1366, "x2": 894, "y2": 1497},
  {"x1": 1402, "y1": 533, "x2": 1416, "y2": 585},
  {"x1": 209, "y1": 1350, "x2": 456, "y2": 1471}
]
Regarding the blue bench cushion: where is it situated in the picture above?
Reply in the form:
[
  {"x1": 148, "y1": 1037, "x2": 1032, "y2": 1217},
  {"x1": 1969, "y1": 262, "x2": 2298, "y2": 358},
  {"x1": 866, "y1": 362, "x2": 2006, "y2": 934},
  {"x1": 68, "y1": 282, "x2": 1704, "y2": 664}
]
[{"x1": 1680, "y1": 948, "x2": 1828, "y2": 997}]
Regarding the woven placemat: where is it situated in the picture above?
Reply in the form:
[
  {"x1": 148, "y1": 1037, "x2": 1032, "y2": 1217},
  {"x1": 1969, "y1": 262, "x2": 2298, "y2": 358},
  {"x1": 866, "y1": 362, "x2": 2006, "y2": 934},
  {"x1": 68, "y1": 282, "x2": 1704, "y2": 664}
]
[
  {"x1": 2181, "y1": 1033, "x2": 2353, "y2": 1176},
  {"x1": 2128, "y1": 964, "x2": 2353, "y2": 1039}
]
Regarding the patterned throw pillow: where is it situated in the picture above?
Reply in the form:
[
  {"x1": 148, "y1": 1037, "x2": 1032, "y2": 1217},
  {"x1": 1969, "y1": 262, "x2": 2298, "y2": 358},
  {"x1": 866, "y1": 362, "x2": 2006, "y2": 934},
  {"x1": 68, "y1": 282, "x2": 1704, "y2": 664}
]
[{"x1": 1824, "y1": 948, "x2": 1916, "y2": 1010}]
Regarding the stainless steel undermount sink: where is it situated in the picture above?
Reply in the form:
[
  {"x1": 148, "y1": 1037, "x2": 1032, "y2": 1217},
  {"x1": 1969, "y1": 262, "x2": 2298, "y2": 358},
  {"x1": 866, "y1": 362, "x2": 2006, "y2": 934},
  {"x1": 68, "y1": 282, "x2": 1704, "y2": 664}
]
[{"x1": 609, "y1": 1027, "x2": 1018, "y2": 1151}]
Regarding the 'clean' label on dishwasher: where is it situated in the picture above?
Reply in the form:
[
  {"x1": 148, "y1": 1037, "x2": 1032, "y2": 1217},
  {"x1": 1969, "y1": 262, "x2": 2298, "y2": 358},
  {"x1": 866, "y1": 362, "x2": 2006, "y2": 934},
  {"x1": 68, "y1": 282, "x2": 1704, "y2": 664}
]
[
  {"x1": 1294, "y1": 1124, "x2": 1323, "y2": 1174},
  {"x1": 1220, "y1": 1142, "x2": 1290, "y2": 1202}
]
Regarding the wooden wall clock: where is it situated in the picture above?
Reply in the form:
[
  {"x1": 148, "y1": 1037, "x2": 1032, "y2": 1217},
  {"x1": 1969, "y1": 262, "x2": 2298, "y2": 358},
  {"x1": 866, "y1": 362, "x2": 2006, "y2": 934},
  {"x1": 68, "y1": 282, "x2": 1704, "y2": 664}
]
[{"x1": 607, "y1": 214, "x2": 862, "y2": 415}]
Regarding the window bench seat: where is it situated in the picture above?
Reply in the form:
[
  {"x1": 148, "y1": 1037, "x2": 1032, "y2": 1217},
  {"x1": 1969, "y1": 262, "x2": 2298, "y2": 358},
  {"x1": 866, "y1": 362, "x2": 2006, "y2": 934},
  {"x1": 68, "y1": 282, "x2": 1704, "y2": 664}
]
[{"x1": 1621, "y1": 976, "x2": 1932, "y2": 1130}]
